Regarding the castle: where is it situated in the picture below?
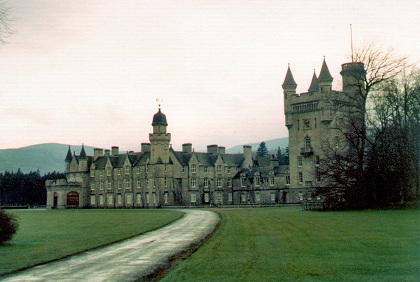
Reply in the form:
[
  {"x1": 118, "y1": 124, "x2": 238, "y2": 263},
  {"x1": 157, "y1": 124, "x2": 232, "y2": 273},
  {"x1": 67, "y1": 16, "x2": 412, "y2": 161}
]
[{"x1": 46, "y1": 58, "x2": 363, "y2": 208}]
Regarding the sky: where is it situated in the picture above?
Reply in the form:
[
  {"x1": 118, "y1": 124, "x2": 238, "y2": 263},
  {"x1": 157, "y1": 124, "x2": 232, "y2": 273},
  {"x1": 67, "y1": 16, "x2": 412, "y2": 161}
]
[{"x1": 0, "y1": 0, "x2": 418, "y2": 152}]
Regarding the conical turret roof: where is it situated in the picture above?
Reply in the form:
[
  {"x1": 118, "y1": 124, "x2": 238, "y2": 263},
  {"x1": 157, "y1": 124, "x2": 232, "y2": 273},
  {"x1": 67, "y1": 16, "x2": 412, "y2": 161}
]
[
  {"x1": 79, "y1": 144, "x2": 87, "y2": 159},
  {"x1": 282, "y1": 65, "x2": 297, "y2": 89},
  {"x1": 308, "y1": 70, "x2": 319, "y2": 92},
  {"x1": 318, "y1": 58, "x2": 333, "y2": 82},
  {"x1": 65, "y1": 145, "x2": 72, "y2": 162}
]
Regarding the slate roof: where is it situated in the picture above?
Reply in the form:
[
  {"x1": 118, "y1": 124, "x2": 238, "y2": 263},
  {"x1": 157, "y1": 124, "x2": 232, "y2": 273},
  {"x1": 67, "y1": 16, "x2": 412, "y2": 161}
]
[
  {"x1": 152, "y1": 109, "x2": 168, "y2": 126},
  {"x1": 318, "y1": 58, "x2": 333, "y2": 82},
  {"x1": 308, "y1": 70, "x2": 319, "y2": 92},
  {"x1": 282, "y1": 65, "x2": 297, "y2": 88}
]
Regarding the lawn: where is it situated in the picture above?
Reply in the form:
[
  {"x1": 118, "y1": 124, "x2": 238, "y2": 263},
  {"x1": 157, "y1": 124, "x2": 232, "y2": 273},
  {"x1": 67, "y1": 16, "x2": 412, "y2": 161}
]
[
  {"x1": 162, "y1": 207, "x2": 420, "y2": 281},
  {"x1": 0, "y1": 209, "x2": 183, "y2": 276}
]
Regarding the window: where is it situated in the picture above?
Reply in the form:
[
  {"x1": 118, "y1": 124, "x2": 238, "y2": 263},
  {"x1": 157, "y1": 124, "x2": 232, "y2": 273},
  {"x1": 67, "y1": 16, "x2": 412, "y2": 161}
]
[
  {"x1": 137, "y1": 179, "x2": 141, "y2": 189},
  {"x1": 118, "y1": 181, "x2": 122, "y2": 190},
  {"x1": 228, "y1": 193, "x2": 233, "y2": 202},
  {"x1": 241, "y1": 178, "x2": 246, "y2": 187},
  {"x1": 100, "y1": 170, "x2": 104, "y2": 177},
  {"x1": 136, "y1": 167, "x2": 140, "y2": 174},
  {"x1": 146, "y1": 193, "x2": 150, "y2": 204},
  {"x1": 255, "y1": 192, "x2": 261, "y2": 203},
  {"x1": 204, "y1": 166, "x2": 208, "y2": 173},
  {"x1": 136, "y1": 194, "x2": 142, "y2": 204},
  {"x1": 335, "y1": 136, "x2": 339, "y2": 148},
  {"x1": 204, "y1": 193, "x2": 210, "y2": 203},
  {"x1": 316, "y1": 171, "x2": 321, "y2": 182},
  {"x1": 100, "y1": 182, "x2": 104, "y2": 190},
  {"x1": 191, "y1": 164, "x2": 197, "y2": 173},
  {"x1": 90, "y1": 195, "x2": 96, "y2": 205},
  {"x1": 303, "y1": 119, "x2": 310, "y2": 129},
  {"x1": 90, "y1": 169, "x2": 95, "y2": 178},
  {"x1": 190, "y1": 178, "x2": 197, "y2": 188},
  {"x1": 298, "y1": 172, "x2": 303, "y2": 184},
  {"x1": 182, "y1": 167, "x2": 185, "y2": 173},
  {"x1": 255, "y1": 176, "x2": 261, "y2": 186},
  {"x1": 125, "y1": 179, "x2": 131, "y2": 190},
  {"x1": 216, "y1": 178, "x2": 222, "y2": 187},
  {"x1": 164, "y1": 177, "x2": 168, "y2": 187},
  {"x1": 91, "y1": 183, "x2": 95, "y2": 191},
  {"x1": 297, "y1": 119, "x2": 300, "y2": 130},
  {"x1": 107, "y1": 194, "x2": 113, "y2": 205},
  {"x1": 145, "y1": 166, "x2": 149, "y2": 173},
  {"x1": 164, "y1": 193, "x2": 168, "y2": 204},
  {"x1": 107, "y1": 181, "x2": 112, "y2": 191},
  {"x1": 271, "y1": 193, "x2": 276, "y2": 202},
  {"x1": 204, "y1": 178, "x2": 209, "y2": 188},
  {"x1": 217, "y1": 165, "x2": 222, "y2": 174},
  {"x1": 269, "y1": 176, "x2": 275, "y2": 186},
  {"x1": 305, "y1": 181, "x2": 312, "y2": 188},
  {"x1": 227, "y1": 167, "x2": 231, "y2": 174},
  {"x1": 117, "y1": 169, "x2": 121, "y2": 176},
  {"x1": 125, "y1": 194, "x2": 132, "y2": 205},
  {"x1": 153, "y1": 178, "x2": 156, "y2": 188},
  {"x1": 146, "y1": 179, "x2": 150, "y2": 188},
  {"x1": 298, "y1": 156, "x2": 303, "y2": 167},
  {"x1": 227, "y1": 179, "x2": 232, "y2": 187},
  {"x1": 241, "y1": 193, "x2": 247, "y2": 203},
  {"x1": 117, "y1": 194, "x2": 122, "y2": 205},
  {"x1": 286, "y1": 175, "x2": 291, "y2": 185},
  {"x1": 125, "y1": 166, "x2": 130, "y2": 175},
  {"x1": 190, "y1": 193, "x2": 197, "y2": 203},
  {"x1": 164, "y1": 165, "x2": 167, "y2": 173},
  {"x1": 153, "y1": 193, "x2": 157, "y2": 204},
  {"x1": 215, "y1": 192, "x2": 223, "y2": 204},
  {"x1": 106, "y1": 167, "x2": 111, "y2": 176}
]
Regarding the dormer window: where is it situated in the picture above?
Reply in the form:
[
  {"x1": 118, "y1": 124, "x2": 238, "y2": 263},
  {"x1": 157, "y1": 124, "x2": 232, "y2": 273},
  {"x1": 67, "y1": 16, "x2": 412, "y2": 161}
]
[
  {"x1": 106, "y1": 167, "x2": 112, "y2": 177},
  {"x1": 217, "y1": 165, "x2": 222, "y2": 174},
  {"x1": 191, "y1": 164, "x2": 197, "y2": 173},
  {"x1": 125, "y1": 166, "x2": 130, "y2": 175}
]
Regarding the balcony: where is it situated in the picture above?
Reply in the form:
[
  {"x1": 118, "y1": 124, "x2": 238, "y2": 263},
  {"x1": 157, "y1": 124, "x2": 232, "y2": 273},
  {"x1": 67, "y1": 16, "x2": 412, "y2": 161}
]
[{"x1": 300, "y1": 146, "x2": 314, "y2": 157}]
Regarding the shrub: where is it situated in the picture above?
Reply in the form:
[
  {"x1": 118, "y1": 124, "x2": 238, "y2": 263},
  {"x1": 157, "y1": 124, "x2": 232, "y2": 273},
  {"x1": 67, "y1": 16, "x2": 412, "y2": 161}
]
[{"x1": 0, "y1": 210, "x2": 19, "y2": 244}]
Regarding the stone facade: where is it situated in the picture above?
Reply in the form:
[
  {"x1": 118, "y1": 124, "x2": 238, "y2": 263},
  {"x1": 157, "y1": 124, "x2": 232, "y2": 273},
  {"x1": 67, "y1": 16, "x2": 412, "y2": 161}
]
[{"x1": 46, "y1": 58, "x2": 362, "y2": 209}]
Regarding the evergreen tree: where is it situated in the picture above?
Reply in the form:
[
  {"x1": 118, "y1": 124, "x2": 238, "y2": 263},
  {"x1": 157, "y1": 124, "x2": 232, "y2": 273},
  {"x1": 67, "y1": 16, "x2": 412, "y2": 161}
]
[{"x1": 256, "y1": 141, "x2": 268, "y2": 157}]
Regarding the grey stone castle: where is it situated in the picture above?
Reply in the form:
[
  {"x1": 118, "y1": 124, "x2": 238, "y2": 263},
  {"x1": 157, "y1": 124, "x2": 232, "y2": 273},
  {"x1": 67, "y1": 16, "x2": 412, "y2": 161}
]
[{"x1": 47, "y1": 58, "x2": 363, "y2": 208}]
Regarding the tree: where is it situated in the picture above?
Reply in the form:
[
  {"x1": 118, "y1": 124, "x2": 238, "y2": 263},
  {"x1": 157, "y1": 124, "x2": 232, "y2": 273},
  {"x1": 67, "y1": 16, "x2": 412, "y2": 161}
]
[
  {"x1": 256, "y1": 141, "x2": 268, "y2": 158},
  {"x1": 317, "y1": 42, "x2": 412, "y2": 209},
  {"x1": 0, "y1": 1, "x2": 12, "y2": 44},
  {"x1": 0, "y1": 209, "x2": 19, "y2": 244}
]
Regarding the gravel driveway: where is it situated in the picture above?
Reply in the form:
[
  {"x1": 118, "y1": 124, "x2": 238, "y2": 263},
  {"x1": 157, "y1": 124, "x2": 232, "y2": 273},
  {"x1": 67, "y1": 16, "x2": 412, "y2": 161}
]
[{"x1": 3, "y1": 209, "x2": 220, "y2": 282}]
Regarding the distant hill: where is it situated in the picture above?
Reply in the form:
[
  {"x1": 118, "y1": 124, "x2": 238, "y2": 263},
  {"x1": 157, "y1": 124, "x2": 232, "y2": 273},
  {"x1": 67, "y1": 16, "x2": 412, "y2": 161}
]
[
  {"x1": 0, "y1": 138, "x2": 289, "y2": 174},
  {"x1": 0, "y1": 144, "x2": 94, "y2": 174},
  {"x1": 226, "y1": 137, "x2": 289, "y2": 154}
]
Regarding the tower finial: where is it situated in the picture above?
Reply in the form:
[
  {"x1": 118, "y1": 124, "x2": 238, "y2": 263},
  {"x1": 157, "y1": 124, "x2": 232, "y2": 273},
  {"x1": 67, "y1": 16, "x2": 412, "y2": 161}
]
[
  {"x1": 156, "y1": 98, "x2": 163, "y2": 110},
  {"x1": 350, "y1": 24, "x2": 354, "y2": 62}
]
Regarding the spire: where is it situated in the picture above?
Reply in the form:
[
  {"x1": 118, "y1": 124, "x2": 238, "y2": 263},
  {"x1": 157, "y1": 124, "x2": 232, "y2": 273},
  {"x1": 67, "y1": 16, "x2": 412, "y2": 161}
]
[
  {"x1": 308, "y1": 69, "x2": 319, "y2": 93},
  {"x1": 318, "y1": 57, "x2": 333, "y2": 82},
  {"x1": 282, "y1": 64, "x2": 297, "y2": 89},
  {"x1": 79, "y1": 144, "x2": 87, "y2": 159},
  {"x1": 65, "y1": 145, "x2": 72, "y2": 162}
]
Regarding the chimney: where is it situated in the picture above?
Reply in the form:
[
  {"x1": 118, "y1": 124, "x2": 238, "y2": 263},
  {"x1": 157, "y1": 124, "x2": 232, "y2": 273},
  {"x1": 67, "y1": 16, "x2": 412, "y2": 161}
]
[
  {"x1": 141, "y1": 143, "x2": 151, "y2": 152},
  {"x1": 111, "y1": 146, "x2": 119, "y2": 156},
  {"x1": 218, "y1": 146, "x2": 226, "y2": 154},
  {"x1": 104, "y1": 149, "x2": 110, "y2": 156},
  {"x1": 242, "y1": 145, "x2": 253, "y2": 168},
  {"x1": 94, "y1": 148, "x2": 104, "y2": 160},
  {"x1": 182, "y1": 143, "x2": 192, "y2": 153},
  {"x1": 270, "y1": 154, "x2": 279, "y2": 168},
  {"x1": 207, "y1": 144, "x2": 218, "y2": 154}
]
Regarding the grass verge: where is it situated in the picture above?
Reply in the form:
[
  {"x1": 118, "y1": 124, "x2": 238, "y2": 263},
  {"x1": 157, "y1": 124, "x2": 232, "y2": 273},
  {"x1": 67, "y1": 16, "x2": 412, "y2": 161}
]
[
  {"x1": 0, "y1": 209, "x2": 183, "y2": 276},
  {"x1": 161, "y1": 206, "x2": 420, "y2": 281}
]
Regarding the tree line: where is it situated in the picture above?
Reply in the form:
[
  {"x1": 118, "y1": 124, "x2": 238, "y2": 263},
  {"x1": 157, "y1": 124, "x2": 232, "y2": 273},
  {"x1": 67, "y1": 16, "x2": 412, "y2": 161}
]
[{"x1": 0, "y1": 170, "x2": 65, "y2": 207}]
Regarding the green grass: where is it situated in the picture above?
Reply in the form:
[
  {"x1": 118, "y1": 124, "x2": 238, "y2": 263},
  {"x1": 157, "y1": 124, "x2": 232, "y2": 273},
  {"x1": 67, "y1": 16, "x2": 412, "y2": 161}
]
[
  {"x1": 0, "y1": 209, "x2": 183, "y2": 276},
  {"x1": 162, "y1": 207, "x2": 420, "y2": 281}
]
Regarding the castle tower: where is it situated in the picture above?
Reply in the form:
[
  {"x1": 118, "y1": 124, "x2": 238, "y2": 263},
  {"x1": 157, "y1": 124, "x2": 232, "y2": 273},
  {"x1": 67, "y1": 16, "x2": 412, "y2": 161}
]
[
  {"x1": 78, "y1": 144, "x2": 88, "y2": 171},
  {"x1": 340, "y1": 62, "x2": 365, "y2": 100},
  {"x1": 282, "y1": 64, "x2": 297, "y2": 128},
  {"x1": 149, "y1": 108, "x2": 171, "y2": 164},
  {"x1": 65, "y1": 145, "x2": 72, "y2": 172}
]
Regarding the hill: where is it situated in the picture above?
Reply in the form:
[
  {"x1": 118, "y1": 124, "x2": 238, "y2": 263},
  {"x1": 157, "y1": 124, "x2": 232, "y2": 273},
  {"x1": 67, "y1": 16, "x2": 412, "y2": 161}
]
[
  {"x1": 0, "y1": 144, "x2": 94, "y2": 174},
  {"x1": 0, "y1": 138, "x2": 289, "y2": 174},
  {"x1": 225, "y1": 137, "x2": 289, "y2": 154}
]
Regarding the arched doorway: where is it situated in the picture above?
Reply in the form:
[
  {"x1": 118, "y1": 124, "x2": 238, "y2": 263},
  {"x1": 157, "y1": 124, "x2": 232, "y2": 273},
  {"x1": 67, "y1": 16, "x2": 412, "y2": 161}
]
[
  {"x1": 53, "y1": 192, "x2": 58, "y2": 208},
  {"x1": 67, "y1": 191, "x2": 79, "y2": 208}
]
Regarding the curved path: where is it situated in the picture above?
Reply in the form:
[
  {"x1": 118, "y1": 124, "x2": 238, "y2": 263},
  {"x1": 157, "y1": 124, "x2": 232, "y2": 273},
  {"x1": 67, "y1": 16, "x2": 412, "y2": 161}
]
[{"x1": 3, "y1": 209, "x2": 219, "y2": 282}]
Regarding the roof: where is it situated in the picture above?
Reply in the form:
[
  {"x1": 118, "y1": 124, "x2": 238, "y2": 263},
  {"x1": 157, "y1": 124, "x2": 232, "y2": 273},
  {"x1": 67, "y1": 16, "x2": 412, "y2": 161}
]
[
  {"x1": 65, "y1": 145, "x2": 72, "y2": 162},
  {"x1": 79, "y1": 145, "x2": 87, "y2": 159},
  {"x1": 308, "y1": 70, "x2": 319, "y2": 92},
  {"x1": 152, "y1": 109, "x2": 168, "y2": 126},
  {"x1": 318, "y1": 58, "x2": 333, "y2": 82},
  {"x1": 282, "y1": 65, "x2": 297, "y2": 89}
]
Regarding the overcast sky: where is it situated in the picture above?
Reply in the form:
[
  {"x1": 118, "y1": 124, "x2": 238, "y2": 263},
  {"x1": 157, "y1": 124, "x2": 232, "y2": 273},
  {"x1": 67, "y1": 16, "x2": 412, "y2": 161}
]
[{"x1": 0, "y1": 0, "x2": 418, "y2": 152}]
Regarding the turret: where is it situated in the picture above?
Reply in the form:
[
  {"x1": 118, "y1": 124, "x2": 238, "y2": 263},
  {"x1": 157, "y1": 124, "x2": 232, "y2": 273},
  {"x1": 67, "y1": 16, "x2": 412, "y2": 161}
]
[
  {"x1": 65, "y1": 145, "x2": 72, "y2": 172},
  {"x1": 318, "y1": 58, "x2": 333, "y2": 94},
  {"x1": 149, "y1": 108, "x2": 171, "y2": 164},
  {"x1": 308, "y1": 70, "x2": 319, "y2": 95},
  {"x1": 340, "y1": 62, "x2": 365, "y2": 96},
  {"x1": 78, "y1": 144, "x2": 88, "y2": 171},
  {"x1": 282, "y1": 65, "x2": 297, "y2": 127}
]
